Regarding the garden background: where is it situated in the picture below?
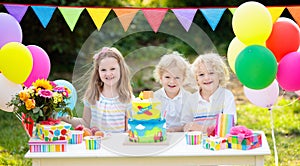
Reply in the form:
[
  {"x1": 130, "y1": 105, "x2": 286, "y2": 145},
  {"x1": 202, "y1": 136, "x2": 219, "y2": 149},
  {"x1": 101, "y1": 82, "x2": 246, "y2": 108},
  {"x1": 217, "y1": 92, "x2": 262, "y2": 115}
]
[{"x1": 0, "y1": 0, "x2": 300, "y2": 165}]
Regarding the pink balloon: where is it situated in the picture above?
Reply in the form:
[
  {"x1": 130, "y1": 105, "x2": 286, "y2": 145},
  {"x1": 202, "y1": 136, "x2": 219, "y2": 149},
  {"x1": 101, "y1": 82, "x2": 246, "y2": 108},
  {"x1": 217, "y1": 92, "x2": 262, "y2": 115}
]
[
  {"x1": 23, "y1": 45, "x2": 51, "y2": 87},
  {"x1": 244, "y1": 80, "x2": 279, "y2": 108},
  {"x1": 277, "y1": 52, "x2": 300, "y2": 91},
  {"x1": 0, "y1": 13, "x2": 22, "y2": 48}
]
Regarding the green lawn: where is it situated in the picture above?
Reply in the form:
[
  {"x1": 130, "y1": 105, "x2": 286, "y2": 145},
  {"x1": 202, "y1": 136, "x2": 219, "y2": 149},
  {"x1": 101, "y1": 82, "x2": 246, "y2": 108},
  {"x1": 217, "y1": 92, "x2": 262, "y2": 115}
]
[{"x1": 0, "y1": 98, "x2": 299, "y2": 166}]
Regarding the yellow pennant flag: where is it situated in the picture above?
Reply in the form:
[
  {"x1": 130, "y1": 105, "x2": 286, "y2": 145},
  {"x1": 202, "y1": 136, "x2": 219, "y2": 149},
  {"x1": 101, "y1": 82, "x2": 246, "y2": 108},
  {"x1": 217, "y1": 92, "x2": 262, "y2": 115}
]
[
  {"x1": 113, "y1": 9, "x2": 139, "y2": 31},
  {"x1": 287, "y1": 7, "x2": 300, "y2": 26},
  {"x1": 58, "y1": 7, "x2": 84, "y2": 31},
  {"x1": 86, "y1": 8, "x2": 111, "y2": 31},
  {"x1": 268, "y1": 7, "x2": 285, "y2": 23},
  {"x1": 228, "y1": 8, "x2": 237, "y2": 15}
]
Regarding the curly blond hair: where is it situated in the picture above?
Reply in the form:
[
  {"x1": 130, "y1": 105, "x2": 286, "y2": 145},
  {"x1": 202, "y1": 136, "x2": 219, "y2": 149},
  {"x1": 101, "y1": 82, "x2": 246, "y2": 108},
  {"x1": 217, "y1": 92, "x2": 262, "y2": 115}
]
[{"x1": 192, "y1": 53, "x2": 230, "y2": 87}]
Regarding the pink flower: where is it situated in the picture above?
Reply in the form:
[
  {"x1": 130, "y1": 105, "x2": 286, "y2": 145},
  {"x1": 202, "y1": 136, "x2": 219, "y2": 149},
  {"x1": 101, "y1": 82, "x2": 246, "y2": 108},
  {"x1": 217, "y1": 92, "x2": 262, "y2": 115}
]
[{"x1": 38, "y1": 89, "x2": 53, "y2": 98}]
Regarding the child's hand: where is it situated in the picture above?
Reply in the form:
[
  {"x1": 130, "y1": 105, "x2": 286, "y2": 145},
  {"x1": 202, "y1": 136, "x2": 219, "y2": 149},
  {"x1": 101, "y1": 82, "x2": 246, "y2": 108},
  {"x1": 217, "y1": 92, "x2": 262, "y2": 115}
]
[{"x1": 183, "y1": 122, "x2": 202, "y2": 132}]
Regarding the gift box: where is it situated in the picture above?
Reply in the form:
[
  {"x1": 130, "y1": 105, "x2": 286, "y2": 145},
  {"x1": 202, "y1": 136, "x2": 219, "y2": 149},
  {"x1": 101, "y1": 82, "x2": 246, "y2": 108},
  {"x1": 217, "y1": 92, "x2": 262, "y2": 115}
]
[
  {"x1": 28, "y1": 137, "x2": 67, "y2": 152},
  {"x1": 215, "y1": 113, "x2": 235, "y2": 137},
  {"x1": 202, "y1": 136, "x2": 227, "y2": 151},
  {"x1": 36, "y1": 122, "x2": 72, "y2": 141},
  {"x1": 227, "y1": 133, "x2": 262, "y2": 150}
]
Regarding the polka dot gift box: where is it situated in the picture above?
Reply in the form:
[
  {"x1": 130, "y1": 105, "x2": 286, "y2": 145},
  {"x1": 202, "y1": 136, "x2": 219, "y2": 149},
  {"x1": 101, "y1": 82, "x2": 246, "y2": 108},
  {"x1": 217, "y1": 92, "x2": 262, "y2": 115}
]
[{"x1": 36, "y1": 121, "x2": 72, "y2": 141}]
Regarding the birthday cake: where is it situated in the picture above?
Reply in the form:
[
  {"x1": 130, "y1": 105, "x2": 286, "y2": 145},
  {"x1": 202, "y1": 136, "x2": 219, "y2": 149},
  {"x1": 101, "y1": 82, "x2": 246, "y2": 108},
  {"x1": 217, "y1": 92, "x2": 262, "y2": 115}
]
[{"x1": 128, "y1": 91, "x2": 167, "y2": 143}]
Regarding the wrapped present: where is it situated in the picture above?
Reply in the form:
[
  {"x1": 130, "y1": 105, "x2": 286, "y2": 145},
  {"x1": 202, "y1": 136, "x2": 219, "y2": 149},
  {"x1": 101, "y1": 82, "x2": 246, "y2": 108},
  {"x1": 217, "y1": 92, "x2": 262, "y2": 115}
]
[
  {"x1": 36, "y1": 121, "x2": 72, "y2": 141},
  {"x1": 28, "y1": 137, "x2": 67, "y2": 152},
  {"x1": 227, "y1": 126, "x2": 262, "y2": 150},
  {"x1": 215, "y1": 113, "x2": 235, "y2": 137},
  {"x1": 202, "y1": 136, "x2": 227, "y2": 151},
  {"x1": 84, "y1": 136, "x2": 101, "y2": 150}
]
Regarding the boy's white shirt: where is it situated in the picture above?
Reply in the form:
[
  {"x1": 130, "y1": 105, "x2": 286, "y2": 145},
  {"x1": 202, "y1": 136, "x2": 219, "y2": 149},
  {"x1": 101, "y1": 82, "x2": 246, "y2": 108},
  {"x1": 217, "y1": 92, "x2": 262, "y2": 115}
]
[
  {"x1": 180, "y1": 86, "x2": 237, "y2": 126},
  {"x1": 154, "y1": 87, "x2": 191, "y2": 128}
]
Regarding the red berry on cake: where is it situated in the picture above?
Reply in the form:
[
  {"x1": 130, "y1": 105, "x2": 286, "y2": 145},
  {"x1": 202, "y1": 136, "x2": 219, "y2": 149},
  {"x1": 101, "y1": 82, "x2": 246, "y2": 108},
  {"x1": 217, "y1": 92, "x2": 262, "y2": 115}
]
[{"x1": 75, "y1": 124, "x2": 84, "y2": 131}]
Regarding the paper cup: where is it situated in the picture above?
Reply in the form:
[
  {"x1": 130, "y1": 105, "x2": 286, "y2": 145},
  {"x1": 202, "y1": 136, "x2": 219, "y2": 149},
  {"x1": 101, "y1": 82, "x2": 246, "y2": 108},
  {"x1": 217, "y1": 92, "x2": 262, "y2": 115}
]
[
  {"x1": 68, "y1": 130, "x2": 83, "y2": 144},
  {"x1": 185, "y1": 131, "x2": 202, "y2": 145},
  {"x1": 84, "y1": 136, "x2": 101, "y2": 150}
]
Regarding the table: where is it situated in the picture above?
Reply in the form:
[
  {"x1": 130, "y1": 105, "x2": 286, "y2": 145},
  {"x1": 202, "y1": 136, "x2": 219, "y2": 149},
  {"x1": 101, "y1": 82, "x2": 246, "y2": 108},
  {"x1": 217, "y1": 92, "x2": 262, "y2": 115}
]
[{"x1": 25, "y1": 131, "x2": 271, "y2": 166}]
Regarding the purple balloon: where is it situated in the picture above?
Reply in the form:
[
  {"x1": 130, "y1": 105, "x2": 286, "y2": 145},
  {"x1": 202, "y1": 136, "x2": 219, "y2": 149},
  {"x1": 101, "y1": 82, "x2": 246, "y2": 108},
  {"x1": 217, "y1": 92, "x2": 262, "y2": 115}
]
[
  {"x1": 277, "y1": 52, "x2": 300, "y2": 91},
  {"x1": 244, "y1": 80, "x2": 279, "y2": 108},
  {"x1": 0, "y1": 13, "x2": 22, "y2": 48},
  {"x1": 24, "y1": 45, "x2": 51, "y2": 87}
]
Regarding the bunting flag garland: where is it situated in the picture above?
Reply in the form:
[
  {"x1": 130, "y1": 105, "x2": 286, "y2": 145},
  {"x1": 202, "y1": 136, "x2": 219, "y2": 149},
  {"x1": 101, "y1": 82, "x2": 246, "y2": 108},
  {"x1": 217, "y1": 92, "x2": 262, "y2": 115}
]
[
  {"x1": 113, "y1": 9, "x2": 139, "y2": 32},
  {"x1": 287, "y1": 7, "x2": 300, "y2": 26},
  {"x1": 3, "y1": 4, "x2": 28, "y2": 22},
  {"x1": 228, "y1": 8, "x2": 237, "y2": 15},
  {"x1": 142, "y1": 9, "x2": 168, "y2": 33},
  {"x1": 1, "y1": 3, "x2": 300, "y2": 32},
  {"x1": 200, "y1": 8, "x2": 226, "y2": 31},
  {"x1": 86, "y1": 8, "x2": 111, "y2": 31},
  {"x1": 31, "y1": 6, "x2": 56, "y2": 28},
  {"x1": 268, "y1": 7, "x2": 285, "y2": 23},
  {"x1": 171, "y1": 9, "x2": 197, "y2": 32},
  {"x1": 58, "y1": 7, "x2": 84, "y2": 31}
]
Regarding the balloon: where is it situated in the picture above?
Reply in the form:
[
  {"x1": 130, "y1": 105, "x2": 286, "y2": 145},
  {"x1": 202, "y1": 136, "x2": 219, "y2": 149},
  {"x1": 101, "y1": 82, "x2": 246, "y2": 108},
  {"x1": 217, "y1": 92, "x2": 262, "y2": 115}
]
[
  {"x1": 23, "y1": 45, "x2": 51, "y2": 87},
  {"x1": 0, "y1": 13, "x2": 22, "y2": 48},
  {"x1": 54, "y1": 80, "x2": 77, "y2": 116},
  {"x1": 0, "y1": 42, "x2": 33, "y2": 84},
  {"x1": 0, "y1": 73, "x2": 22, "y2": 112},
  {"x1": 235, "y1": 45, "x2": 277, "y2": 89},
  {"x1": 295, "y1": 90, "x2": 300, "y2": 96},
  {"x1": 227, "y1": 37, "x2": 246, "y2": 73},
  {"x1": 277, "y1": 52, "x2": 300, "y2": 91},
  {"x1": 244, "y1": 80, "x2": 279, "y2": 108},
  {"x1": 232, "y1": 1, "x2": 272, "y2": 45},
  {"x1": 266, "y1": 17, "x2": 300, "y2": 62}
]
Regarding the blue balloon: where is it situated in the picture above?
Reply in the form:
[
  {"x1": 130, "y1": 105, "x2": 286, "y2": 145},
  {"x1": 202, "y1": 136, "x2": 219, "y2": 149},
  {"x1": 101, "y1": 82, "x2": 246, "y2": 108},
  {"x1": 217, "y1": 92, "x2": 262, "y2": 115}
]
[{"x1": 54, "y1": 79, "x2": 77, "y2": 117}]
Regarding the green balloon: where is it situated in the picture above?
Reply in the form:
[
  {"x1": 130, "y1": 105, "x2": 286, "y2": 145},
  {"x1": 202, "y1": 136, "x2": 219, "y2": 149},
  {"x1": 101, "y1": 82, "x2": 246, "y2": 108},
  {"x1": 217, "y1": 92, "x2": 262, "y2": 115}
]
[{"x1": 235, "y1": 45, "x2": 277, "y2": 89}]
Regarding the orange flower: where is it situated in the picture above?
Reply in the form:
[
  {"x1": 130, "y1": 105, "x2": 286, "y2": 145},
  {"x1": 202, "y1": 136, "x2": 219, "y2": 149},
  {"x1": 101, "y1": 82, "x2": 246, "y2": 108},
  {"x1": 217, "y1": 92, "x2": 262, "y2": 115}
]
[
  {"x1": 25, "y1": 99, "x2": 36, "y2": 110},
  {"x1": 19, "y1": 91, "x2": 30, "y2": 101}
]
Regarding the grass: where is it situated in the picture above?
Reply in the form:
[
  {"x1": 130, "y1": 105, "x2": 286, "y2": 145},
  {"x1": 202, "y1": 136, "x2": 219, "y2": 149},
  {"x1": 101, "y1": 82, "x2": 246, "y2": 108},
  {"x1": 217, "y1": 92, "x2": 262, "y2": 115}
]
[{"x1": 0, "y1": 98, "x2": 299, "y2": 166}]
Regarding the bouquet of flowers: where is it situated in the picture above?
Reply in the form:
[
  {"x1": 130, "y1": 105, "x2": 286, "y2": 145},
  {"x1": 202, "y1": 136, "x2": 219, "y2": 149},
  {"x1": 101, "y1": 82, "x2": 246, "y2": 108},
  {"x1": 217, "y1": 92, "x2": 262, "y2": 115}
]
[{"x1": 7, "y1": 79, "x2": 73, "y2": 124}]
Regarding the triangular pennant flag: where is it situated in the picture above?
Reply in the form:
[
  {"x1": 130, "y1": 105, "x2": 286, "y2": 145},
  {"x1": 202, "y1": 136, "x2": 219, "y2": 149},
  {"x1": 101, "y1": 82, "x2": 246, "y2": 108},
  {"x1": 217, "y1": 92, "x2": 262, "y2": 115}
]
[
  {"x1": 142, "y1": 9, "x2": 168, "y2": 33},
  {"x1": 4, "y1": 4, "x2": 28, "y2": 22},
  {"x1": 113, "y1": 9, "x2": 139, "y2": 31},
  {"x1": 58, "y1": 7, "x2": 84, "y2": 31},
  {"x1": 287, "y1": 7, "x2": 300, "y2": 26},
  {"x1": 86, "y1": 8, "x2": 111, "y2": 31},
  {"x1": 228, "y1": 8, "x2": 236, "y2": 15},
  {"x1": 31, "y1": 6, "x2": 56, "y2": 28},
  {"x1": 268, "y1": 7, "x2": 285, "y2": 23},
  {"x1": 171, "y1": 9, "x2": 197, "y2": 32},
  {"x1": 200, "y1": 8, "x2": 226, "y2": 31}
]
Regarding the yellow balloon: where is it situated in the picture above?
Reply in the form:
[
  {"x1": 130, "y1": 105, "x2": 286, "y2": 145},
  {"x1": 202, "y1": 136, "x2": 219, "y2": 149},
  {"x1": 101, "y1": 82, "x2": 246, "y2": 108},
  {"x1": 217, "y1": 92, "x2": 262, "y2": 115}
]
[
  {"x1": 232, "y1": 2, "x2": 273, "y2": 45},
  {"x1": 227, "y1": 37, "x2": 246, "y2": 73},
  {"x1": 0, "y1": 42, "x2": 33, "y2": 84}
]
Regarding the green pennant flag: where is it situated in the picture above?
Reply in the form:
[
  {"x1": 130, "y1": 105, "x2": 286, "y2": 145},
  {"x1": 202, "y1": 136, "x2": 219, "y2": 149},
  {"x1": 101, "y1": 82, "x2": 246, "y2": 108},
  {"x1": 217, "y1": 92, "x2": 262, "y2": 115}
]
[{"x1": 58, "y1": 7, "x2": 84, "y2": 31}]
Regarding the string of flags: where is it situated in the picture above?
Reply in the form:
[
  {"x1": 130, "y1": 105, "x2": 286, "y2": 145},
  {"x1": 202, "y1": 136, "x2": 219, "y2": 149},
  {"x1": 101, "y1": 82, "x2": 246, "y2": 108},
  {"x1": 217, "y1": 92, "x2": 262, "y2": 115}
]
[{"x1": 2, "y1": 3, "x2": 300, "y2": 32}]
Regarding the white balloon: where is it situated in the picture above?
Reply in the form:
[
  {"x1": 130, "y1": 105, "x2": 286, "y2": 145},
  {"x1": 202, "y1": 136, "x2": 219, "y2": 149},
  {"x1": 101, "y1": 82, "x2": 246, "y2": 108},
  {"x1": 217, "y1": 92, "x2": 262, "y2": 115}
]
[{"x1": 0, "y1": 73, "x2": 22, "y2": 112}]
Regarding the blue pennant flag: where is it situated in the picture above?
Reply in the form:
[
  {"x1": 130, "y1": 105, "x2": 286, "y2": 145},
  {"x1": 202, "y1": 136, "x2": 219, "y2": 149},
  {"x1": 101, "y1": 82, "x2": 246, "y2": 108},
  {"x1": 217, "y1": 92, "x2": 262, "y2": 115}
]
[
  {"x1": 31, "y1": 6, "x2": 56, "y2": 28},
  {"x1": 200, "y1": 8, "x2": 226, "y2": 31}
]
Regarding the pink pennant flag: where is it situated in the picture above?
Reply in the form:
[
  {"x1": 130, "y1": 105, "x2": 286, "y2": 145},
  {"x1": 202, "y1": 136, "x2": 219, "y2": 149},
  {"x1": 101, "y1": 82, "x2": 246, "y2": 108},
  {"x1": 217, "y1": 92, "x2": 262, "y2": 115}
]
[
  {"x1": 171, "y1": 9, "x2": 197, "y2": 32},
  {"x1": 200, "y1": 8, "x2": 226, "y2": 31},
  {"x1": 142, "y1": 9, "x2": 168, "y2": 33},
  {"x1": 4, "y1": 4, "x2": 28, "y2": 22}
]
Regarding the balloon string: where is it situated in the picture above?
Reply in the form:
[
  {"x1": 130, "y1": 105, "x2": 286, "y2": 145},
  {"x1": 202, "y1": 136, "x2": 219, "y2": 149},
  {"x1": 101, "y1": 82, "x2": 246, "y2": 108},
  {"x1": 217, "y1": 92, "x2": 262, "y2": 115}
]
[{"x1": 269, "y1": 108, "x2": 278, "y2": 166}]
